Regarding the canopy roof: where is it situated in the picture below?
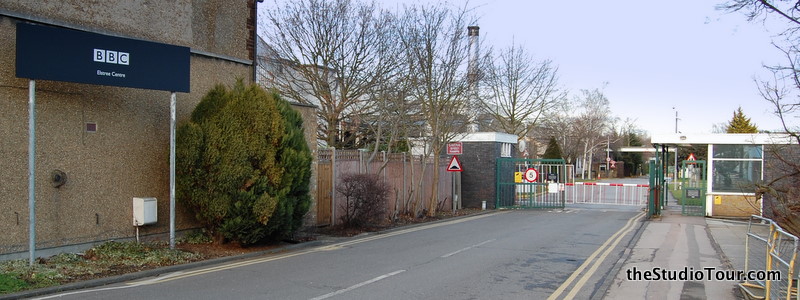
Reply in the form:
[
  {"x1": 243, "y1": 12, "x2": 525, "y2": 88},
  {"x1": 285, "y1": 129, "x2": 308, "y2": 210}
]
[{"x1": 651, "y1": 133, "x2": 795, "y2": 146}]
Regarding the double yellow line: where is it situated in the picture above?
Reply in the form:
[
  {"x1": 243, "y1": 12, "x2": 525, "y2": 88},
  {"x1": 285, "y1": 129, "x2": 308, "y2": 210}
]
[{"x1": 547, "y1": 211, "x2": 644, "y2": 300}]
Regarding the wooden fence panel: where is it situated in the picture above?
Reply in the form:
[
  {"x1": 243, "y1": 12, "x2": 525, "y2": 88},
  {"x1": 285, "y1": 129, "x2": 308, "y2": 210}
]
[
  {"x1": 317, "y1": 150, "x2": 452, "y2": 226},
  {"x1": 316, "y1": 160, "x2": 332, "y2": 226}
]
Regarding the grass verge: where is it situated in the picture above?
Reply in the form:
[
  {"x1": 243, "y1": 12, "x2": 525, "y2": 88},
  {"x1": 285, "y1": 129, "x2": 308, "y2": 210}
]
[{"x1": 0, "y1": 241, "x2": 202, "y2": 295}]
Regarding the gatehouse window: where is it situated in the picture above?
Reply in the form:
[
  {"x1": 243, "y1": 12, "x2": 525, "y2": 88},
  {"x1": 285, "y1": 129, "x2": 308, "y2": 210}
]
[{"x1": 711, "y1": 144, "x2": 763, "y2": 193}]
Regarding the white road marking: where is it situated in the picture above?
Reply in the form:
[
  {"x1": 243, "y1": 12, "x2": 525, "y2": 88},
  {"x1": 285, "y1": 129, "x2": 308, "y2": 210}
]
[
  {"x1": 308, "y1": 270, "x2": 406, "y2": 300},
  {"x1": 440, "y1": 239, "x2": 496, "y2": 258},
  {"x1": 35, "y1": 212, "x2": 505, "y2": 298}
]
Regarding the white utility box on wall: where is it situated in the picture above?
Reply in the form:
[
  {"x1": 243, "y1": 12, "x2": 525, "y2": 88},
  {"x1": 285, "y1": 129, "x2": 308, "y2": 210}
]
[{"x1": 132, "y1": 197, "x2": 157, "y2": 226}]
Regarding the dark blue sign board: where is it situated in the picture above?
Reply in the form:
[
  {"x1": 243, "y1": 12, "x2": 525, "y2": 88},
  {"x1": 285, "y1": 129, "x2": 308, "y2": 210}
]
[
  {"x1": 16, "y1": 22, "x2": 189, "y2": 92},
  {"x1": 685, "y1": 188, "x2": 701, "y2": 199},
  {"x1": 547, "y1": 173, "x2": 558, "y2": 182}
]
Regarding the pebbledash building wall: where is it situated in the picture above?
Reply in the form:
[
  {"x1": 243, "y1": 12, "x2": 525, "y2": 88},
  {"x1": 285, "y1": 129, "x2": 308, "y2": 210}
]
[{"x1": 0, "y1": 1, "x2": 318, "y2": 259}]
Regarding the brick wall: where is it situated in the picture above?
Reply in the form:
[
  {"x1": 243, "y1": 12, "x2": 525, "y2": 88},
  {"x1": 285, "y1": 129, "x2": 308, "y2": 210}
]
[
  {"x1": 711, "y1": 194, "x2": 760, "y2": 217},
  {"x1": 761, "y1": 144, "x2": 800, "y2": 220},
  {"x1": 459, "y1": 142, "x2": 507, "y2": 209}
]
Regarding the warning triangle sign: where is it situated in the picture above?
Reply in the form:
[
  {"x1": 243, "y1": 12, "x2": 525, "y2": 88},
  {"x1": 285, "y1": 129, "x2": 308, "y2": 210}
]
[
  {"x1": 687, "y1": 153, "x2": 696, "y2": 161},
  {"x1": 446, "y1": 156, "x2": 463, "y2": 172}
]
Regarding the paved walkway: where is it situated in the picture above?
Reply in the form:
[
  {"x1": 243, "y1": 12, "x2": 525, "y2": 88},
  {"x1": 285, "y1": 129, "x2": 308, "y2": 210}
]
[{"x1": 603, "y1": 204, "x2": 750, "y2": 299}]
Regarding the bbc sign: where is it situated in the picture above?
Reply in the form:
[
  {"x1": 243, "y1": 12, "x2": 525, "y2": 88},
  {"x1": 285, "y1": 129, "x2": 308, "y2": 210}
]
[
  {"x1": 16, "y1": 22, "x2": 189, "y2": 92},
  {"x1": 94, "y1": 49, "x2": 130, "y2": 65}
]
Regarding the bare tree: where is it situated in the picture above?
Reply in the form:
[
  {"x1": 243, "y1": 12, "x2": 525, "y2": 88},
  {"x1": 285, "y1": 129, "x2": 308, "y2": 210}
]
[
  {"x1": 538, "y1": 99, "x2": 580, "y2": 163},
  {"x1": 398, "y1": 2, "x2": 474, "y2": 217},
  {"x1": 718, "y1": 0, "x2": 800, "y2": 39},
  {"x1": 536, "y1": 88, "x2": 613, "y2": 177},
  {"x1": 720, "y1": 0, "x2": 800, "y2": 235},
  {"x1": 573, "y1": 88, "x2": 614, "y2": 178},
  {"x1": 480, "y1": 42, "x2": 566, "y2": 138},
  {"x1": 363, "y1": 62, "x2": 419, "y2": 172},
  {"x1": 752, "y1": 52, "x2": 800, "y2": 234},
  {"x1": 260, "y1": 0, "x2": 396, "y2": 148}
]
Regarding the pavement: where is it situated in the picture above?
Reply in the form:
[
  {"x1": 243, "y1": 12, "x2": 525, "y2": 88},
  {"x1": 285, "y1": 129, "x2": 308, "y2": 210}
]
[{"x1": 603, "y1": 199, "x2": 751, "y2": 300}]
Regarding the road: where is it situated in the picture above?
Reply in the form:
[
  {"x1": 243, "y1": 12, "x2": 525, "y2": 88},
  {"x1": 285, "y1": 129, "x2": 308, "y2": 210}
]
[{"x1": 37, "y1": 207, "x2": 643, "y2": 300}]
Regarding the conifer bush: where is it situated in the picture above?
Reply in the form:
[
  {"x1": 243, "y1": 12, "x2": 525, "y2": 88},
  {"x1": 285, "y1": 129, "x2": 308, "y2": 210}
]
[
  {"x1": 543, "y1": 137, "x2": 564, "y2": 160},
  {"x1": 176, "y1": 81, "x2": 311, "y2": 244}
]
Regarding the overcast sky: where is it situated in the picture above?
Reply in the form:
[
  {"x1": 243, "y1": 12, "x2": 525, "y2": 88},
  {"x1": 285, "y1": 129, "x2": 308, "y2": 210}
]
[
  {"x1": 444, "y1": 0, "x2": 786, "y2": 135},
  {"x1": 261, "y1": 1, "x2": 790, "y2": 135}
]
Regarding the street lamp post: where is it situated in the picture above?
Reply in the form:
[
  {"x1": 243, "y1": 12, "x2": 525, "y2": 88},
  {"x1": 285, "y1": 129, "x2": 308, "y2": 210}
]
[
  {"x1": 673, "y1": 107, "x2": 679, "y2": 134},
  {"x1": 606, "y1": 136, "x2": 611, "y2": 178},
  {"x1": 672, "y1": 107, "x2": 680, "y2": 182}
]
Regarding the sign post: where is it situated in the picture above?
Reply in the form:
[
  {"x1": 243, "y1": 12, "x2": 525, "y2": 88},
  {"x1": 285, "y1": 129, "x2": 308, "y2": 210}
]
[
  {"x1": 27, "y1": 80, "x2": 36, "y2": 265},
  {"x1": 446, "y1": 143, "x2": 463, "y2": 213},
  {"x1": 16, "y1": 23, "x2": 190, "y2": 259},
  {"x1": 169, "y1": 92, "x2": 176, "y2": 249}
]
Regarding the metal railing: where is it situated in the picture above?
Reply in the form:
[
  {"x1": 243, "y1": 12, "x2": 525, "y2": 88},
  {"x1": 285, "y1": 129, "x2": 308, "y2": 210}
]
[{"x1": 741, "y1": 215, "x2": 800, "y2": 300}]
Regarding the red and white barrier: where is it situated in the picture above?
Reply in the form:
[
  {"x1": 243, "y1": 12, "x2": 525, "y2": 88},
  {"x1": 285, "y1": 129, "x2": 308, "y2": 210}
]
[
  {"x1": 565, "y1": 182, "x2": 649, "y2": 188},
  {"x1": 564, "y1": 182, "x2": 649, "y2": 206}
]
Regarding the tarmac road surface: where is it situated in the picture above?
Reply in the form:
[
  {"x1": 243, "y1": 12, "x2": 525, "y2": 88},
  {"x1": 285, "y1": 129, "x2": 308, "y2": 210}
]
[{"x1": 34, "y1": 207, "x2": 643, "y2": 300}]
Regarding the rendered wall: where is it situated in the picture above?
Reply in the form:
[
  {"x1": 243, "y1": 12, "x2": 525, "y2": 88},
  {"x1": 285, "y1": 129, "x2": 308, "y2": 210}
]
[
  {"x1": 0, "y1": 1, "x2": 255, "y2": 258},
  {"x1": 289, "y1": 102, "x2": 319, "y2": 228}
]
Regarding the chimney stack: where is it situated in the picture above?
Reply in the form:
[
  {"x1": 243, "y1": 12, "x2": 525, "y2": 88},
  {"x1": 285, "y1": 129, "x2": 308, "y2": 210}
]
[
  {"x1": 467, "y1": 25, "x2": 480, "y2": 133},
  {"x1": 467, "y1": 26, "x2": 479, "y2": 84}
]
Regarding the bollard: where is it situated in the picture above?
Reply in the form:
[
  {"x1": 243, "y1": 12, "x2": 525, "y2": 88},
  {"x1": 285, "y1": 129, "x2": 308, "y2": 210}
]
[{"x1": 481, "y1": 201, "x2": 486, "y2": 210}]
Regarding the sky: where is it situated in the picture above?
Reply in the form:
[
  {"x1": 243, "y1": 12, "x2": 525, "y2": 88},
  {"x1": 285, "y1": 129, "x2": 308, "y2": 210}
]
[
  {"x1": 260, "y1": 1, "x2": 791, "y2": 136},
  {"x1": 439, "y1": 0, "x2": 787, "y2": 135}
]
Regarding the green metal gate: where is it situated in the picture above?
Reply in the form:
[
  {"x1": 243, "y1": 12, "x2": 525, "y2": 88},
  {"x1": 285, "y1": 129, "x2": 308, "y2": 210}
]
[
  {"x1": 679, "y1": 160, "x2": 706, "y2": 216},
  {"x1": 647, "y1": 145, "x2": 671, "y2": 218},
  {"x1": 496, "y1": 158, "x2": 567, "y2": 209},
  {"x1": 648, "y1": 160, "x2": 661, "y2": 218}
]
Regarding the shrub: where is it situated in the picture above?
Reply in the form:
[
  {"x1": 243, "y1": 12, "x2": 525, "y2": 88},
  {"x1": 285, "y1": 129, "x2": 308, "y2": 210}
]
[
  {"x1": 262, "y1": 97, "x2": 313, "y2": 237},
  {"x1": 337, "y1": 173, "x2": 389, "y2": 227},
  {"x1": 181, "y1": 229, "x2": 213, "y2": 244},
  {"x1": 542, "y1": 136, "x2": 563, "y2": 160},
  {"x1": 176, "y1": 81, "x2": 311, "y2": 244}
]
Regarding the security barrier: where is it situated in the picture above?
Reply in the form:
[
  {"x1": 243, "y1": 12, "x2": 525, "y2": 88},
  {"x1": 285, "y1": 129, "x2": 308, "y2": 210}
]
[{"x1": 565, "y1": 182, "x2": 649, "y2": 206}]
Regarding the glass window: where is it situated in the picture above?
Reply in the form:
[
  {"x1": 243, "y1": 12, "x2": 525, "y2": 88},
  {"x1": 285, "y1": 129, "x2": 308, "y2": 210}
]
[
  {"x1": 712, "y1": 160, "x2": 762, "y2": 193},
  {"x1": 713, "y1": 144, "x2": 763, "y2": 159}
]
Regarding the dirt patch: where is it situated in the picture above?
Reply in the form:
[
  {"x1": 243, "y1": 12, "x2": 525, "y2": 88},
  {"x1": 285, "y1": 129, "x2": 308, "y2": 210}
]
[
  {"x1": 315, "y1": 208, "x2": 485, "y2": 237},
  {"x1": 176, "y1": 242, "x2": 283, "y2": 259}
]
